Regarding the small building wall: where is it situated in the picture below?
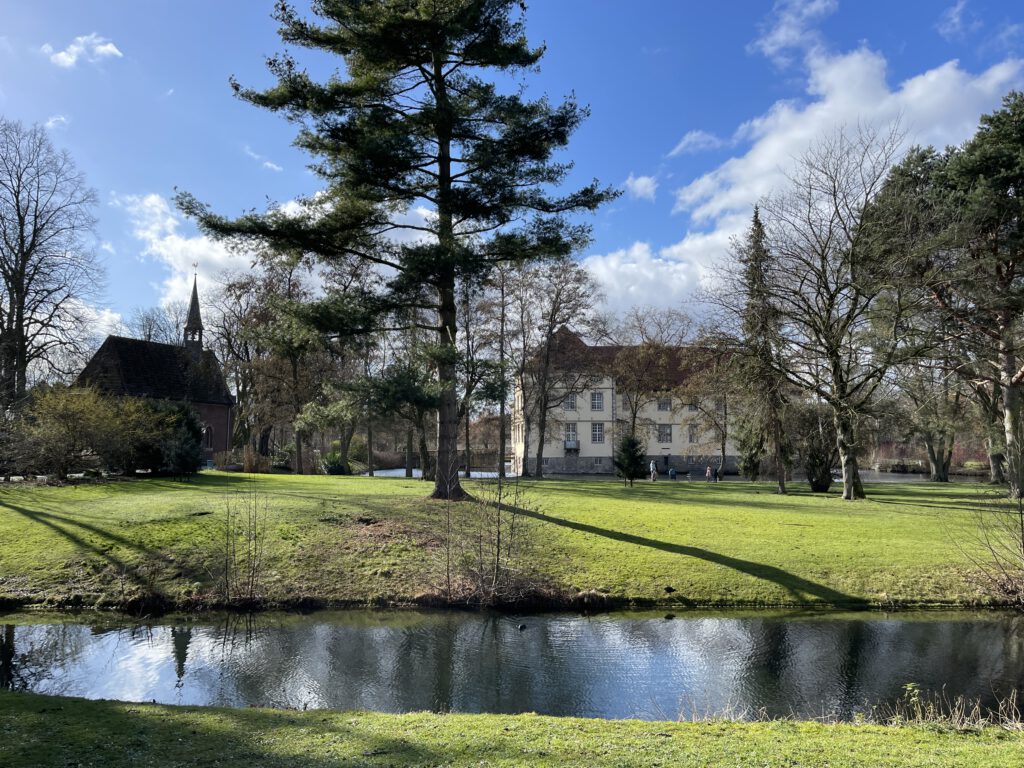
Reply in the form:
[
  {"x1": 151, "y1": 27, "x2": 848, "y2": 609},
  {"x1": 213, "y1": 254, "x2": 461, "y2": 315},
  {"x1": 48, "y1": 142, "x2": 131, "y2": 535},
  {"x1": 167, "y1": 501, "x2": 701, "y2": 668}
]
[
  {"x1": 512, "y1": 375, "x2": 739, "y2": 476},
  {"x1": 192, "y1": 401, "x2": 233, "y2": 460}
]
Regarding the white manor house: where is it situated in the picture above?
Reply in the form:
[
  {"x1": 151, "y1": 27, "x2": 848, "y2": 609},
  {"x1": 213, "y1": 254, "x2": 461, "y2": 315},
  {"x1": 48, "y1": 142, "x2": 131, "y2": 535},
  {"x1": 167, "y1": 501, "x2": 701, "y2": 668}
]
[{"x1": 511, "y1": 330, "x2": 738, "y2": 476}]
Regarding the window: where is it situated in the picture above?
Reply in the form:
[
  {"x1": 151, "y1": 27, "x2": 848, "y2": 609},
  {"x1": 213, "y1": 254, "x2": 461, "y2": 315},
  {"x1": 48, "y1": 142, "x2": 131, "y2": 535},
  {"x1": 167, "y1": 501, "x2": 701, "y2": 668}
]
[
  {"x1": 657, "y1": 424, "x2": 672, "y2": 443},
  {"x1": 688, "y1": 425, "x2": 699, "y2": 444},
  {"x1": 591, "y1": 391, "x2": 604, "y2": 411},
  {"x1": 657, "y1": 397, "x2": 672, "y2": 412},
  {"x1": 565, "y1": 423, "x2": 577, "y2": 442},
  {"x1": 203, "y1": 426, "x2": 213, "y2": 450},
  {"x1": 688, "y1": 402, "x2": 699, "y2": 412},
  {"x1": 621, "y1": 394, "x2": 631, "y2": 410},
  {"x1": 591, "y1": 422, "x2": 605, "y2": 443},
  {"x1": 542, "y1": 457, "x2": 549, "y2": 466},
  {"x1": 594, "y1": 457, "x2": 604, "y2": 466},
  {"x1": 563, "y1": 393, "x2": 577, "y2": 411},
  {"x1": 715, "y1": 397, "x2": 725, "y2": 412}
]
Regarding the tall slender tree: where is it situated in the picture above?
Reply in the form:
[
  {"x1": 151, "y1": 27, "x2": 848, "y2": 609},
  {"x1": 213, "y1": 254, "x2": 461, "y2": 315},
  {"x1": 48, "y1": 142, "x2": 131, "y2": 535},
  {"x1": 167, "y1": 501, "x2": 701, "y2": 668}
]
[
  {"x1": 735, "y1": 208, "x2": 788, "y2": 493},
  {"x1": 178, "y1": 0, "x2": 612, "y2": 499}
]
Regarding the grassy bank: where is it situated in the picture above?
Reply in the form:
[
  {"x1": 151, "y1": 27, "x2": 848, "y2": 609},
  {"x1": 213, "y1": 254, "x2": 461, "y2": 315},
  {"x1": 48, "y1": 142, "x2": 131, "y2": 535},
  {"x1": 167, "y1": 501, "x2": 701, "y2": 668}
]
[
  {"x1": 0, "y1": 472, "x2": 1001, "y2": 610},
  {"x1": 1, "y1": 690, "x2": 1022, "y2": 768}
]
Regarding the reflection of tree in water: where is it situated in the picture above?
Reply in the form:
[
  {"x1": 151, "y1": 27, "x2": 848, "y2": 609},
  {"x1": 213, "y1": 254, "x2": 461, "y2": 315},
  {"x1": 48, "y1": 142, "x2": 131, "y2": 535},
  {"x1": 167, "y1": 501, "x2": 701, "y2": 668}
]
[
  {"x1": 0, "y1": 623, "x2": 87, "y2": 695},
  {"x1": 171, "y1": 626, "x2": 192, "y2": 686}
]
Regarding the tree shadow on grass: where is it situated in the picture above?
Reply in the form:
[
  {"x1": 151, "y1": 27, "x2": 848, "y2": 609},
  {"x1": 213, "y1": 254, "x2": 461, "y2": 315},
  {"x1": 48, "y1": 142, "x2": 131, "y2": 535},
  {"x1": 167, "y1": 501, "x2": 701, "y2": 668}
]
[
  {"x1": 505, "y1": 504, "x2": 864, "y2": 607},
  {"x1": 0, "y1": 691, "x2": 448, "y2": 768},
  {"x1": 0, "y1": 501, "x2": 205, "y2": 597}
]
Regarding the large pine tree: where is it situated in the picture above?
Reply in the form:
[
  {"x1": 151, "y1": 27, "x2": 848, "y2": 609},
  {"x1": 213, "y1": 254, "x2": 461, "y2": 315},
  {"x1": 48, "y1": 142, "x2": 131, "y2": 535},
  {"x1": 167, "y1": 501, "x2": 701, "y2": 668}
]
[{"x1": 178, "y1": 0, "x2": 612, "y2": 499}]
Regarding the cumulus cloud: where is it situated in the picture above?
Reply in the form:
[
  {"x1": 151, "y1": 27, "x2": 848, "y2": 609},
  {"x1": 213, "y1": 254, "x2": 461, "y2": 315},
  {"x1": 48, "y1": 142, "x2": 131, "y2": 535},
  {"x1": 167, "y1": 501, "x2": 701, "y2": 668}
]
[
  {"x1": 244, "y1": 145, "x2": 283, "y2": 172},
  {"x1": 748, "y1": 0, "x2": 838, "y2": 67},
  {"x1": 41, "y1": 33, "x2": 122, "y2": 68},
  {"x1": 675, "y1": 51, "x2": 1023, "y2": 224},
  {"x1": 44, "y1": 115, "x2": 68, "y2": 130},
  {"x1": 582, "y1": 242, "x2": 696, "y2": 318},
  {"x1": 669, "y1": 129, "x2": 728, "y2": 157},
  {"x1": 588, "y1": 50, "x2": 1024, "y2": 315},
  {"x1": 623, "y1": 173, "x2": 657, "y2": 201},
  {"x1": 111, "y1": 192, "x2": 239, "y2": 305}
]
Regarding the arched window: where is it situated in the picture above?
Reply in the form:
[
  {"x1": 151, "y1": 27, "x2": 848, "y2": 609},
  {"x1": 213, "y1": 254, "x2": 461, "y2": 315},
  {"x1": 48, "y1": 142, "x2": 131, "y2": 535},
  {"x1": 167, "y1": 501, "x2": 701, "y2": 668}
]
[{"x1": 203, "y1": 425, "x2": 214, "y2": 450}]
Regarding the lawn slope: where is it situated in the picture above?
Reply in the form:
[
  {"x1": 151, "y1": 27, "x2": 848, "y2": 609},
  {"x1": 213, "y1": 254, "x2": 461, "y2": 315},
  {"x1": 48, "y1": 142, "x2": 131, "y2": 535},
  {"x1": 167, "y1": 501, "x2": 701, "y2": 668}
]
[
  {"x1": 1, "y1": 690, "x2": 1021, "y2": 768},
  {"x1": 0, "y1": 472, "x2": 999, "y2": 609}
]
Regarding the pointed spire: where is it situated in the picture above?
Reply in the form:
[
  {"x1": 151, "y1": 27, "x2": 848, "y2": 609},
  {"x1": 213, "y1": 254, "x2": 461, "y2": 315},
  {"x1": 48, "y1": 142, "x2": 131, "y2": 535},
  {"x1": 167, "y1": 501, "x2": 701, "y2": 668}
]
[
  {"x1": 185, "y1": 275, "x2": 203, "y2": 333},
  {"x1": 183, "y1": 274, "x2": 204, "y2": 353}
]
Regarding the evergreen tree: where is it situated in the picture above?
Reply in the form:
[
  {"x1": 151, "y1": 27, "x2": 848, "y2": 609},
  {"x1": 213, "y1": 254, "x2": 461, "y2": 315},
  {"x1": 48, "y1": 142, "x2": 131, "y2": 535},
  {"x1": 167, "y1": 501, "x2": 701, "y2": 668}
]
[
  {"x1": 177, "y1": 0, "x2": 613, "y2": 500},
  {"x1": 736, "y1": 207, "x2": 788, "y2": 493},
  {"x1": 612, "y1": 433, "x2": 646, "y2": 488}
]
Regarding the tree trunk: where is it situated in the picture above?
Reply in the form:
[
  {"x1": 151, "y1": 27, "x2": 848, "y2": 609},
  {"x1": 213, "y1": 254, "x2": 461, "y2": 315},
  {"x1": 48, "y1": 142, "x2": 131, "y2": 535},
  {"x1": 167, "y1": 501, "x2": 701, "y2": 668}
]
[
  {"x1": 834, "y1": 409, "x2": 865, "y2": 500},
  {"x1": 1001, "y1": 326, "x2": 1024, "y2": 499},
  {"x1": 464, "y1": 407, "x2": 472, "y2": 479},
  {"x1": 772, "y1": 412, "x2": 787, "y2": 495},
  {"x1": 534, "y1": 394, "x2": 549, "y2": 479},
  {"x1": 336, "y1": 421, "x2": 355, "y2": 475},
  {"x1": 433, "y1": 284, "x2": 467, "y2": 498},
  {"x1": 497, "y1": 276, "x2": 508, "y2": 478},
  {"x1": 366, "y1": 417, "x2": 374, "y2": 477},
  {"x1": 405, "y1": 428, "x2": 414, "y2": 478},
  {"x1": 988, "y1": 438, "x2": 1006, "y2": 484},
  {"x1": 417, "y1": 422, "x2": 433, "y2": 482},
  {"x1": 924, "y1": 437, "x2": 948, "y2": 482},
  {"x1": 520, "y1": 411, "x2": 532, "y2": 477},
  {"x1": 428, "y1": 48, "x2": 467, "y2": 501}
]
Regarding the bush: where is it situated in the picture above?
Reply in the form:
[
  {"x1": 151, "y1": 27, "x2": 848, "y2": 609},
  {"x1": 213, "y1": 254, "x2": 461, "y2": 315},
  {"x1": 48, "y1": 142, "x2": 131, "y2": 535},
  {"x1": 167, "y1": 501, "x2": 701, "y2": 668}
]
[
  {"x1": 321, "y1": 450, "x2": 350, "y2": 475},
  {"x1": 7, "y1": 387, "x2": 203, "y2": 479}
]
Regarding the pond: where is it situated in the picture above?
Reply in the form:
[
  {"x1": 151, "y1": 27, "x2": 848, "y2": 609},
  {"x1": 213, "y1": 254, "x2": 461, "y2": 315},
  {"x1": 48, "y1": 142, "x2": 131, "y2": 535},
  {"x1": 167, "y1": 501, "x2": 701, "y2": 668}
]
[{"x1": 2, "y1": 610, "x2": 1022, "y2": 721}]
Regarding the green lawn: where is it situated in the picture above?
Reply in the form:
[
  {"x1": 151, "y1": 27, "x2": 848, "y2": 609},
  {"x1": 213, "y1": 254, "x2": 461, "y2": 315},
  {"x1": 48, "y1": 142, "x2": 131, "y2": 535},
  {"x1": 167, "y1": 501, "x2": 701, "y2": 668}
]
[
  {"x1": 2, "y1": 690, "x2": 1022, "y2": 768},
  {"x1": 0, "y1": 472, "x2": 1003, "y2": 609}
]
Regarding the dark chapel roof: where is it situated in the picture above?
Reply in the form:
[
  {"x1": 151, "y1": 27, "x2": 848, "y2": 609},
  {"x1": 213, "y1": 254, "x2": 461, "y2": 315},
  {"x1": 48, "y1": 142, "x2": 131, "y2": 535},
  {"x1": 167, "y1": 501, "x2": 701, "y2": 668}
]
[{"x1": 75, "y1": 335, "x2": 233, "y2": 406}]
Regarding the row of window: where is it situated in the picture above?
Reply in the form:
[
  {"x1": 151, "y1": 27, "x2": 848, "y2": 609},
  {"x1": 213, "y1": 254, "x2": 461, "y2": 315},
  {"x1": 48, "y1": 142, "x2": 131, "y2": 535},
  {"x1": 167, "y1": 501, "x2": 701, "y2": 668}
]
[
  {"x1": 562, "y1": 393, "x2": 717, "y2": 413},
  {"x1": 563, "y1": 423, "x2": 702, "y2": 445}
]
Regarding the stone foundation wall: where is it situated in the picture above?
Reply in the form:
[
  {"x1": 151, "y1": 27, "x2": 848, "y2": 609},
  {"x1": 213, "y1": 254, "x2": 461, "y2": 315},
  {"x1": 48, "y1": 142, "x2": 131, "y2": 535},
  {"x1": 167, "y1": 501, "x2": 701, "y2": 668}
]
[{"x1": 538, "y1": 454, "x2": 740, "y2": 476}]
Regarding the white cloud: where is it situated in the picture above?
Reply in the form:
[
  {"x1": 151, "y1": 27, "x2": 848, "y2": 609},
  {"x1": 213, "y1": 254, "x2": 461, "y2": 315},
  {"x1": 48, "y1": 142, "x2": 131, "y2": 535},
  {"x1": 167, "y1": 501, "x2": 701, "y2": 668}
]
[
  {"x1": 44, "y1": 115, "x2": 68, "y2": 130},
  {"x1": 164, "y1": 88, "x2": 175, "y2": 97},
  {"x1": 591, "y1": 50, "x2": 1024, "y2": 315},
  {"x1": 99, "y1": 241, "x2": 116, "y2": 255},
  {"x1": 937, "y1": 1, "x2": 981, "y2": 42},
  {"x1": 582, "y1": 242, "x2": 696, "y2": 317},
  {"x1": 79, "y1": 303, "x2": 123, "y2": 337},
  {"x1": 41, "y1": 33, "x2": 122, "y2": 68},
  {"x1": 748, "y1": 0, "x2": 838, "y2": 67},
  {"x1": 244, "y1": 145, "x2": 283, "y2": 172},
  {"x1": 669, "y1": 129, "x2": 728, "y2": 157},
  {"x1": 623, "y1": 173, "x2": 657, "y2": 201},
  {"x1": 674, "y1": 50, "x2": 1023, "y2": 224},
  {"x1": 111, "y1": 192, "x2": 239, "y2": 305}
]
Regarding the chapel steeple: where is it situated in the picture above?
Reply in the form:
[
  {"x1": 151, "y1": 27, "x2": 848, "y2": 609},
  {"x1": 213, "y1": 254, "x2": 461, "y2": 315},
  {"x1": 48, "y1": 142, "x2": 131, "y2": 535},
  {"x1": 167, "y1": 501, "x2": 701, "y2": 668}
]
[{"x1": 183, "y1": 274, "x2": 204, "y2": 354}]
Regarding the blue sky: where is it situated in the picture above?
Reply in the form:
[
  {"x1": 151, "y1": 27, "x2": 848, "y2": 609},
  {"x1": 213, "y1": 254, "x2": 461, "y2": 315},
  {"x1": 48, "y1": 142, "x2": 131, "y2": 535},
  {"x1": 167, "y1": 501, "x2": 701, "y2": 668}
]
[{"x1": 1, "y1": 0, "x2": 1022, "y2": 325}]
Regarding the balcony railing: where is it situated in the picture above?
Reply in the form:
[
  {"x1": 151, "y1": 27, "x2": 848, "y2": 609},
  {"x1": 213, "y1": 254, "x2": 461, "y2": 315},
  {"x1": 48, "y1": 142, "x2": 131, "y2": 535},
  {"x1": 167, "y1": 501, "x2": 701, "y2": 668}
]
[{"x1": 564, "y1": 439, "x2": 579, "y2": 450}]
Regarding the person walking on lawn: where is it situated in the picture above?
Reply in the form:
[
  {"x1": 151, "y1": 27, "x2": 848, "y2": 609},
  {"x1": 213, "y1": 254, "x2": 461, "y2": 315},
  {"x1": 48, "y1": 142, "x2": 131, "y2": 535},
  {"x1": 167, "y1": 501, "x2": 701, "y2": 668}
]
[{"x1": 650, "y1": 460, "x2": 658, "y2": 482}]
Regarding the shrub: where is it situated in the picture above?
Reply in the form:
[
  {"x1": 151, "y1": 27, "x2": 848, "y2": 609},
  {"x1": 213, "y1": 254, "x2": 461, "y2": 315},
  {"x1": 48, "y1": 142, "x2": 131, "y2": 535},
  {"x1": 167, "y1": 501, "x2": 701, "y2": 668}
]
[{"x1": 612, "y1": 433, "x2": 646, "y2": 487}]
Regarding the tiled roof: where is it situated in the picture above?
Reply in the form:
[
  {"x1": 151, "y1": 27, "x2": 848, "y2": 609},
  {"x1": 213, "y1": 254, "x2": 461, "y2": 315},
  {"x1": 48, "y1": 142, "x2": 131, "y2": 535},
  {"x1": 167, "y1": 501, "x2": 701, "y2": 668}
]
[{"x1": 75, "y1": 335, "x2": 233, "y2": 405}]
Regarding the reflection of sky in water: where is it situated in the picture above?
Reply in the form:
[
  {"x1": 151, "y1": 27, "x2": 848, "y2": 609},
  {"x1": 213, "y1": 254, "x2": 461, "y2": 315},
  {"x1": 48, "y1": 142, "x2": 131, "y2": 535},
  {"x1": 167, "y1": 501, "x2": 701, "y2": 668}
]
[{"x1": 4, "y1": 612, "x2": 1024, "y2": 721}]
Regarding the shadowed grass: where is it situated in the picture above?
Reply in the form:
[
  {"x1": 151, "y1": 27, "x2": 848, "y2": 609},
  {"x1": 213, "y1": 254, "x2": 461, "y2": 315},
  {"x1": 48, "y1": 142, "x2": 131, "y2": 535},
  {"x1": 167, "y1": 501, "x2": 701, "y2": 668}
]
[
  {"x1": 1, "y1": 690, "x2": 1023, "y2": 768},
  {"x1": 0, "y1": 472, "x2": 1003, "y2": 609}
]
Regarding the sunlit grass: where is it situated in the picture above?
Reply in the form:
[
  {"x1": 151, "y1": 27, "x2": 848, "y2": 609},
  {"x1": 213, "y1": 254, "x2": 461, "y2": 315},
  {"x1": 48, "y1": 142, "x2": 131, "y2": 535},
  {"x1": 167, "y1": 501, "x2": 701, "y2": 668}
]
[{"x1": 0, "y1": 472, "x2": 1001, "y2": 608}]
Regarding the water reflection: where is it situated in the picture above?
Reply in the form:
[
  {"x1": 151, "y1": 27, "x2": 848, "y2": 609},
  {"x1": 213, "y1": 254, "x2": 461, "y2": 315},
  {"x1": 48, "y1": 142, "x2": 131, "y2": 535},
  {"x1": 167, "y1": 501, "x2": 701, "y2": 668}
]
[{"x1": 2, "y1": 611, "x2": 1023, "y2": 721}]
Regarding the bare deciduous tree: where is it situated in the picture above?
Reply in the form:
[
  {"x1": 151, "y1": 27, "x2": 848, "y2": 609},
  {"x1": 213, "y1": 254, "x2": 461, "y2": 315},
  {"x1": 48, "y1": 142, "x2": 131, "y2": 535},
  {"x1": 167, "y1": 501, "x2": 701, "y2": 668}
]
[
  {"x1": 124, "y1": 301, "x2": 189, "y2": 345},
  {"x1": 759, "y1": 123, "x2": 926, "y2": 500},
  {"x1": 0, "y1": 118, "x2": 100, "y2": 407}
]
